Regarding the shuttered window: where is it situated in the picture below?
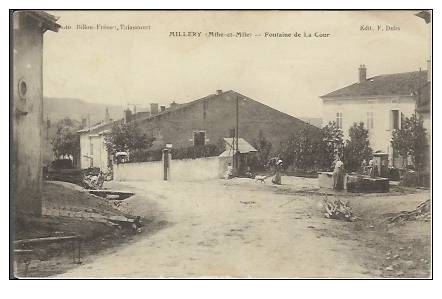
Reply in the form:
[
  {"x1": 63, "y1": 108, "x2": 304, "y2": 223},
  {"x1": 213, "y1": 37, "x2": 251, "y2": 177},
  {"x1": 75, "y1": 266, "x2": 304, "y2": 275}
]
[
  {"x1": 336, "y1": 112, "x2": 343, "y2": 129},
  {"x1": 391, "y1": 110, "x2": 400, "y2": 130},
  {"x1": 367, "y1": 111, "x2": 374, "y2": 130}
]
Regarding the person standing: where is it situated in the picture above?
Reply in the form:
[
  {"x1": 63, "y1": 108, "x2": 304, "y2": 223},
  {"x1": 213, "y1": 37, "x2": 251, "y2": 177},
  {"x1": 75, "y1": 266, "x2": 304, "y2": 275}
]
[
  {"x1": 332, "y1": 156, "x2": 345, "y2": 190},
  {"x1": 272, "y1": 156, "x2": 283, "y2": 185},
  {"x1": 224, "y1": 162, "x2": 233, "y2": 179},
  {"x1": 361, "y1": 159, "x2": 367, "y2": 174}
]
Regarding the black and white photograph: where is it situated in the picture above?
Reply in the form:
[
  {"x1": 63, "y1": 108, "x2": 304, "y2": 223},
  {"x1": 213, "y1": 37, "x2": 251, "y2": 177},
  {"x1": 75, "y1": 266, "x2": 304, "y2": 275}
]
[{"x1": 10, "y1": 9, "x2": 432, "y2": 279}]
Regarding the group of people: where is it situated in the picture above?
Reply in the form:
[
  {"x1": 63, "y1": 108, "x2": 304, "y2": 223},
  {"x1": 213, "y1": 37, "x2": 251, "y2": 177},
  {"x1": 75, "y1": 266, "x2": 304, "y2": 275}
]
[
  {"x1": 224, "y1": 153, "x2": 381, "y2": 190},
  {"x1": 224, "y1": 155, "x2": 284, "y2": 185},
  {"x1": 361, "y1": 158, "x2": 377, "y2": 178},
  {"x1": 361, "y1": 156, "x2": 389, "y2": 178}
]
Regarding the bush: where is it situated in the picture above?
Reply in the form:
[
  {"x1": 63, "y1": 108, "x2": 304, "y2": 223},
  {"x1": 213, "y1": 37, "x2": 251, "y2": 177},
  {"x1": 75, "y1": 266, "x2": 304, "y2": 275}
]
[
  {"x1": 130, "y1": 149, "x2": 163, "y2": 162},
  {"x1": 172, "y1": 144, "x2": 221, "y2": 159},
  {"x1": 280, "y1": 125, "x2": 325, "y2": 172},
  {"x1": 343, "y1": 122, "x2": 372, "y2": 172},
  {"x1": 391, "y1": 115, "x2": 427, "y2": 170},
  {"x1": 128, "y1": 144, "x2": 223, "y2": 163},
  {"x1": 252, "y1": 132, "x2": 272, "y2": 170},
  {"x1": 400, "y1": 171, "x2": 430, "y2": 188}
]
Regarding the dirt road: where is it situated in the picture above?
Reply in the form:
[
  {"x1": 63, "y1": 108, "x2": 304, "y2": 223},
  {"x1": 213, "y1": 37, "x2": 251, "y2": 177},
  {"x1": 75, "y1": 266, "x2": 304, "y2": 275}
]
[{"x1": 59, "y1": 177, "x2": 430, "y2": 278}]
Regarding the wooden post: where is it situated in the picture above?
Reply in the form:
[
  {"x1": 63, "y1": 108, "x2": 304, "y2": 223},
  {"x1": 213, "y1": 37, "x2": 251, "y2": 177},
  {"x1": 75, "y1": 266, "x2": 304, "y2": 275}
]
[
  {"x1": 162, "y1": 149, "x2": 169, "y2": 181},
  {"x1": 235, "y1": 95, "x2": 240, "y2": 175}
]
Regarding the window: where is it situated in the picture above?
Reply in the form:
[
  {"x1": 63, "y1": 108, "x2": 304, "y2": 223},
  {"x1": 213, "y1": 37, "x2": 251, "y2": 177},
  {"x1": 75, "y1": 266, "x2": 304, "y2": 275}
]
[
  {"x1": 193, "y1": 131, "x2": 206, "y2": 147},
  {"x1": 336, "y1": 112, "x2": 343, "y2": 129},
  {"x1": 391, "y1": 110, "x2": 400, "y2": 130},
  {"x1": 152, "y1": 128, "x2": 162, "y2": 139},
  {"x1": 18, "y1": 79, "x2": 27, "y2": 100},
  {"x1": 366, "y1": 111, "x2": 374, "y2": 130}
]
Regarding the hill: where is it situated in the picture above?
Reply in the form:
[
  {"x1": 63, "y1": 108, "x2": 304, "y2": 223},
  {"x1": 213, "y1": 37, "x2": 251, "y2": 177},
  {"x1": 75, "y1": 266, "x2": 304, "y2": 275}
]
[
  {"x1": 42, "y1": 97, "x2": 124, "y2": 164},
  {"x1": 43, "y1": 97, "x2": 124, "y2": 125}
]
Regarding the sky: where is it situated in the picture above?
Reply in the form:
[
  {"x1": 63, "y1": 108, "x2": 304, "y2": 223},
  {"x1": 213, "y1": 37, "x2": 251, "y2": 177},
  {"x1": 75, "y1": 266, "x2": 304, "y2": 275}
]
[{"x1": 42, "y1": 10, "x2": 430, "y2": 118}]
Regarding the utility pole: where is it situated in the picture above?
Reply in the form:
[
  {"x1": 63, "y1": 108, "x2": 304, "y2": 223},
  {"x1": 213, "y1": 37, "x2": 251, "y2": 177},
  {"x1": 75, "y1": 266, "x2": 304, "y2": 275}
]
[
  {"x1": 236, "y1": 95, "x2": 239, "y2": 154},
  {"x1": 235, "y1": 94, "x2": 239, "y2": 175},
  {"x1": 88, "y1": 114, "x2": 92, "y2": 168}
]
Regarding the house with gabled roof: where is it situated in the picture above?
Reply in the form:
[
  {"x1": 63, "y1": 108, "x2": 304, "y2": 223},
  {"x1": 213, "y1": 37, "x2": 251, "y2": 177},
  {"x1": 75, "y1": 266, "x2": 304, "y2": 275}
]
[
  {"x1": 78, "y1": 90, "x2": 320, "y2": 171},
  {"x1": 132, "y1": 89, "x2": 320, "y2": 155},
  {"x1": 320, "y1": 65, "x2": 428, "y2": 167}
]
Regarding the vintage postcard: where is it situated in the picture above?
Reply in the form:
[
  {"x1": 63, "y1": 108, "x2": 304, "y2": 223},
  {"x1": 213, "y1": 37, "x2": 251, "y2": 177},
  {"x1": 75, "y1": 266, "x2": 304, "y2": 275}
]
[{"x1": 11, "y1": 10, "x2": 432, "y2": 278}]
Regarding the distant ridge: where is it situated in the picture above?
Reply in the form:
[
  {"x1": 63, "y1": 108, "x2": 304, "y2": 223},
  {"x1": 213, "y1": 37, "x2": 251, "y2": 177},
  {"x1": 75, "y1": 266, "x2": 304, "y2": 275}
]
[{"x1": 43, "y1": 97, "x2": 125, "y2": 124}]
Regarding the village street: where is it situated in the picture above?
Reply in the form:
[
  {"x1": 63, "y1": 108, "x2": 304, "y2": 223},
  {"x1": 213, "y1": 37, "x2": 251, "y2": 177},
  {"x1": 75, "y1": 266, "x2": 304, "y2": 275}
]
[{"x1": 59, "y1": 177, "x2": 430, "y2": 278}]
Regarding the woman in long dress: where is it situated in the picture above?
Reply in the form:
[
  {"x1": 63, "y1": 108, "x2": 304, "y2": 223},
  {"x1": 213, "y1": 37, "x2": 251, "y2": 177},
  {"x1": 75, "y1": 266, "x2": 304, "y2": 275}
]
[
  {"x1": 332, "y1": 157, "x2": 344, "y2": 190},
  {"x1": 272, "y1": 158, "x2": 283, "y2": 185}
]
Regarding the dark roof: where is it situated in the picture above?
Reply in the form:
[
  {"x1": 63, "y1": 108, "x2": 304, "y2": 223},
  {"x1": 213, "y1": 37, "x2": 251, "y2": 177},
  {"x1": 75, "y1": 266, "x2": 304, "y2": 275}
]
[
  {"x1": 132, "y1": 90, "x2": 315, "y2": 130},
  {"x1": 79, "y1": 90, "x2": 316, "y2": 134},
  {"x1": 77, "y1": 119, "x2": 122, "y2": 134},
  {"x1": 321, "y1": 71, "x2": 428, "y2": 99},
  {"x1": 25, "y1": 11, "x2": 61, "y2": 32},
  {"x1": 133, "y1": 92, "x2": 219, "y2": 123}
]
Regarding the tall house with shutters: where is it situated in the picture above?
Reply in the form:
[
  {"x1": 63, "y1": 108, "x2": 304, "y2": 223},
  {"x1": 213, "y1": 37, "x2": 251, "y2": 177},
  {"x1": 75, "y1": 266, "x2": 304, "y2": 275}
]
[{"x1": 320, "y1": 65, "x2": 428, "y2": 167}]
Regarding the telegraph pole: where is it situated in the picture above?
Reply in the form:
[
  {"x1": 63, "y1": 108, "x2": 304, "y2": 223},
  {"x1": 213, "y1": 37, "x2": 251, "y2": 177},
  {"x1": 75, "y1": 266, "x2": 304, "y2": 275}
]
[
  {"x1": 235, "y1": 94, "x2": 239, "y2": 175},
  {"x1": 88, "y1": 114, "x2": 92, "y2": 167},
  {"x1": 236, "y1": 95, "x2": 239, "y2": 154}
]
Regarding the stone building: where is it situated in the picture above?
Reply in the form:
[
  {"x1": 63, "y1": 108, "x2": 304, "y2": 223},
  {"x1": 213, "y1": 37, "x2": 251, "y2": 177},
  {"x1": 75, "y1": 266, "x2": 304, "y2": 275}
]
[
  {"x1": 133, "y1": 90, "x2": 318, "y2": 153},
  {"x1": 78, "y1": 90, "x2": 319, "y2": 170},
  {"x1": 12, "y1": 11, "x2": 60, "y2": 216},
  {"x1": 321, "y1": 65, "x2": 428, "y2": 167}
]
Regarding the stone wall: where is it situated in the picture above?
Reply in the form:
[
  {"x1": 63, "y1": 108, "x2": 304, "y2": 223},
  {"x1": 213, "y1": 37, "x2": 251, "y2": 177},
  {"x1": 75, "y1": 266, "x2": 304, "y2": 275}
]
[{"x1": 114, "y1": 156, "x2": 231, "y2": 182}]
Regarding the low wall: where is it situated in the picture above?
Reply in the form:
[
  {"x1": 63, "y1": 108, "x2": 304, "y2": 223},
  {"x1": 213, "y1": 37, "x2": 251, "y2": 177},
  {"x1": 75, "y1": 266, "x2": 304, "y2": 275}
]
[
  {"x1": 114, "y1": 160, "x2": 163, "y2": 181},
  {"x1": 114, "y1": 156, "x2": 231, "y2": 182},
  {"x1": 346, "y1": 175, "x2": 389, "y2": 193},
  {"x1": 318, "y1": 172, "x2": 389, "y2": 193},
  {"x1": 318, "y1": 172, "x2": 348, "y2": 190}
]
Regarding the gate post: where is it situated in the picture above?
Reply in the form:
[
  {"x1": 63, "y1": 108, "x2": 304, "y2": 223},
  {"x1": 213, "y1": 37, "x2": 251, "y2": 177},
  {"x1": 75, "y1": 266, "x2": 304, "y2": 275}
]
[{"x1": 162, "y1": 148, "x2": 170, "y2": 181}]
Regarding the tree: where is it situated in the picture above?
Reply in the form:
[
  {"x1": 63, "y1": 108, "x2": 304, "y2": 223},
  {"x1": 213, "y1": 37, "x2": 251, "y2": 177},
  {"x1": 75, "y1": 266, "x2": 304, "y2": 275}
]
[
  {"x1": 391, "y1": 114, "x2": 427, "y2": 170},
  {"x1": 280, "y1": 126, "x2": 323, "y2": 171},
  {"x1": 51, "y1": 118, "x2": 81, "y2": 164},
  {"x1": 344, "y1": 122, "x2": 372, "y2": 172},
  {"x1": 252, "y1": 131, "x2": 272, "y2": 170},
  {"x1": 319, "y1": 121, "x2": 344, "y2": 171},
  {"x1": 104, "y1": 122, "x2": 155, "y2": 159}
]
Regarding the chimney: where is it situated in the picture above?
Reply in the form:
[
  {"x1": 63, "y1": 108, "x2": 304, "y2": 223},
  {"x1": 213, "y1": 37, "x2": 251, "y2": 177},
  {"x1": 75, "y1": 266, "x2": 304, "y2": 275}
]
[
  {"x1": 160, "y1": 105, "x2": 166, "y2": 112},
  {"x1": 359, "y1": 64, "x2": 367, "y2": 83},
  {"x1": 150, "y1": 103, "x2": 159, "y2": 115},
  {"x1": 216, "y1": 89, "x2": 223, "y2": 95},
  {"x1": 170, "y1": 101, "x2": 178, "y2": 109},
  {"x1": 124, "y1": 109, "x2": 132, "y2": 123},
  {"x1": 104, "y1": 107, "x2": 110, "y2": 123}
]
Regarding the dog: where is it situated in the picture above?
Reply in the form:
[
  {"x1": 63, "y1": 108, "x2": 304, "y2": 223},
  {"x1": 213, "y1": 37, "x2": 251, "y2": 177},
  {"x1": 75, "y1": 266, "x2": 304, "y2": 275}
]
[{"x1": 255, "y1": 175, "x2": 268, "y2": 183}]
